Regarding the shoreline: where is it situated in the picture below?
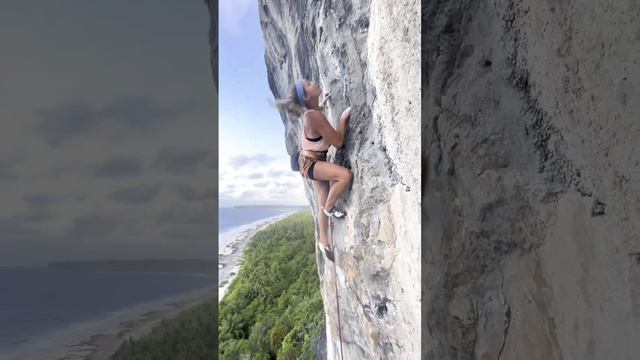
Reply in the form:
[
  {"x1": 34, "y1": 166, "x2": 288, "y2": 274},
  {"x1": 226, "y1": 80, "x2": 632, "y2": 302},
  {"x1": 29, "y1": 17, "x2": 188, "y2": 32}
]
[
  {"x1": 0, "y1": 285, "x2": 216, "y2": 360},
  {"x1": 218, "y1": 212, "x2": 296, "y2": 301},
  {"x1": 0, "y1": 211, "x2": 301, "y2": 360}
]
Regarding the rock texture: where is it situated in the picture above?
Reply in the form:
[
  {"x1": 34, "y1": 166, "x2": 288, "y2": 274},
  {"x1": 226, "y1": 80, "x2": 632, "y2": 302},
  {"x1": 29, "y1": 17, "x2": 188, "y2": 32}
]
[
  {"x1": 423, "y1": 0, "x2": 640, "y2": 359},
  {"x1": 204, "y1": 0, "x2": 218, "y2": 93},
  {"x1": 259, "y1": 0, "x2": 421, "y2": 359}
]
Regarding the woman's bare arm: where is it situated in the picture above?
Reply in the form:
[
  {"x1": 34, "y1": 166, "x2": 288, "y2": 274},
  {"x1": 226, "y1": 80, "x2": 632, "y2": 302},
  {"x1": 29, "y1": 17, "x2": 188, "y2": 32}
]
[{"x1": 307, "y1": 107, "x2": 351, "y2": 148}]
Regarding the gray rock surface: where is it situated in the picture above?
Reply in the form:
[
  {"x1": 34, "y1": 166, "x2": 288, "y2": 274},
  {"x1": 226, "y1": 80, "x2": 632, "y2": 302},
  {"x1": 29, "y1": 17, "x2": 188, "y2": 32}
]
[
  {"x1": 423, "y1": 0, "x2": 640, "y2": 358},
  {"x1": 204, "y1": 0, "x2": 218, "y2": 93},
  {"x1": 259, "y1": 0, "x2": 421, "y2": 359}
]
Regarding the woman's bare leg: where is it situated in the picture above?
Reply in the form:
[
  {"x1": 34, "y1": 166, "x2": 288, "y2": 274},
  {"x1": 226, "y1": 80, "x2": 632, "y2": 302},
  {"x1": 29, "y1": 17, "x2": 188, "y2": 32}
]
[
  {"x1": 312, "y1": 180, "x2": 331, "y2": 247},
  {"x1": 311, "y1": 161, "x2": 353, "y2": 211}
]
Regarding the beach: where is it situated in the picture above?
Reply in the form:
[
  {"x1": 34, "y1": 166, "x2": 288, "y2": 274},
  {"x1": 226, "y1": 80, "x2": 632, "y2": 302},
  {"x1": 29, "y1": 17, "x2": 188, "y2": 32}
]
[
  {"x1": 218, "y1": 212, "x2": 294, "y2": 301},
  {"x1": 0, "y1": 284, "x2": 215, "y2": 360},
  {"x1": 0, "y1": 211, "x2": 296, "y2": 360}
]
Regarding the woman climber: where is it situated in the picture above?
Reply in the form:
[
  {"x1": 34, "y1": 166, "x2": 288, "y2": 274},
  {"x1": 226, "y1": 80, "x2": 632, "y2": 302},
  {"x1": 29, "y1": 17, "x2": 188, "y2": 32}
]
[{"x1": 276, "y1": 79, "x2": 353, "y2": 262}]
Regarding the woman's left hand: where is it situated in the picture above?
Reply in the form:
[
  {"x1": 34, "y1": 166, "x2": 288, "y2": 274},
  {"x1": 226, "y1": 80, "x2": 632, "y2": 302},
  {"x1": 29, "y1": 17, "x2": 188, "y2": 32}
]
[{"x1": 341, "y1": 107, "x2": 352, "y2": 121}]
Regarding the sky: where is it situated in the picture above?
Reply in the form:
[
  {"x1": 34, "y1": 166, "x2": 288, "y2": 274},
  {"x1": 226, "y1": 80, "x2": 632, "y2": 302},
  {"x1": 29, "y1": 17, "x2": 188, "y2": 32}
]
[
  {"x1": 218, "y1": 0, "x2": 306, "y2": 208},
  {"x1": 0, "y1": 0, "x2": 217, "y2": 265}
]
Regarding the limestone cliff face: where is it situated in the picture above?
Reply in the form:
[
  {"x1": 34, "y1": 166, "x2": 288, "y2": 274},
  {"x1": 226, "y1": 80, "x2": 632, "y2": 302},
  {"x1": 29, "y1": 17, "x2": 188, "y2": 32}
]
[
  {"x1": 204, "y1": 0, "x2": 217, "y2": 93},
  {"x1": 423, "y1": 1, "x2": 640, "y2": 358},
  {"x1": 259, "y1": 1, "x2": 421, "y2": 359}
]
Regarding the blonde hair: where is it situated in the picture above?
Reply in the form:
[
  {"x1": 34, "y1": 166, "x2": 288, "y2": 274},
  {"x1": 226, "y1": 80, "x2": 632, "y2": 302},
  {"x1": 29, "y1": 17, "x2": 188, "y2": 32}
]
[{"x1": 275, "y1": 86, "x2": 306, "y2": 117}]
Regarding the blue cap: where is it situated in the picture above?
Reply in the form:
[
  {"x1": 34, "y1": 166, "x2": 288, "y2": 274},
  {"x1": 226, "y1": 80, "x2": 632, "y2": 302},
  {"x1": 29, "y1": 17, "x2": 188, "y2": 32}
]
[{"x1": 294, "y1": 80, "x2": 306, "y2": 107}]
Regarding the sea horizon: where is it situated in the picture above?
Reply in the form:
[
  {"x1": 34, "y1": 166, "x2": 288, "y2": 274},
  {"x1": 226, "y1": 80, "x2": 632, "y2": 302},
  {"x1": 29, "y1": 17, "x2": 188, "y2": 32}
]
[
  {"x1": 0, "y1": 268, "x2": 215, "y2": 357},
  {"x1": 0, "y1": 206, "x2": 308, "y2": 357}
]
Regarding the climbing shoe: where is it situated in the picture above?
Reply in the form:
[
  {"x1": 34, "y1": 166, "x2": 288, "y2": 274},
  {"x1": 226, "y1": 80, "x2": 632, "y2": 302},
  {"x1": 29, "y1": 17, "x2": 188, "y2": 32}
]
[
  {"x1": 318, "y1": 244, "x2": 335, "y2": 262},
  {"x1": 323, "y1": 206, "x2": 346, "y2": 219}
]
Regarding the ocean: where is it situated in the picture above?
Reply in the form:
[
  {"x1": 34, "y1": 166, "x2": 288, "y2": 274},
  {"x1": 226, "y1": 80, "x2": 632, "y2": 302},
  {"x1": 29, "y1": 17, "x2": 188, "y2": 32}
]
[
  {"x1": 218, "y1": 206, "x2": 305, "y2": 233},
  {"x1": 218, "y1": 206, "x2": 306, "y2": 299},
  {"x1": 218, "y1": 206, "x2": 305, "y2": 250},
  {"x1": 0, "y1": 268, "x2": 213, "y2": 354},
  {"x1": 0, "y1": 206, "x2": 305, "y2": 356}
]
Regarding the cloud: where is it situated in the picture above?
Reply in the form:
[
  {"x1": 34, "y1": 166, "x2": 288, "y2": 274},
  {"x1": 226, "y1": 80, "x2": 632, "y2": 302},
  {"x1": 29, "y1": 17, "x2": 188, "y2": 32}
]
[
  {"x1": 254, "y1": 181, "x2": 270, "y2": 187},
  {"x1": 0, "y1": 194, "x2": 58, "y2": 231},
  {"x1": 0, "y1": 150, "x2": 26, "y2": 180},
  {"x1": 22, "y1": 193, "x2": 56, "y2": 206},
  {"x1": 109, "y1": 183, "x2": 163, "y2": 204},
  {"x1": 268, "y1": 187, "x2": 306, "y2": 202},
  {"x1": 219, "y1": 183, "x2": 238, "y2": 200},
  {"x1": 156, "y1": 202, "x2": 215, "y2": 226},
  {"x1": 0, "y1": 193, "x2": 58, "y2": 231},
  {"x1": 75, "y1": 193, "x2": 89, "y2": 202},
  {"x1": 261, "y1": 180, "x2": 306, "y2": 201},
  {"x1": 154, "y1": 147, "x2": 211, "y2": 175},
  {"x1": 34, "y1": 96, "x2": 183, "y2": 147},
  {"x1": 218, "y1": 165, "x2": 306, "y2": 206},
  {"x1": 0, "y1": 217, "x2": 43, "y2": 239},
  {"x1": 239, "y1": 189, "x2": 261, "y2": 199},
  {"x1": 20, "y1": 194, "x2": 56, "y2": 223},
  {"x1": 172, "y1": 183, "x2": 217, "y2": 202},
  {"x1": 33, "y1": 101, "x2": 95, "y2": 147},
  {"x1": 22, "y1": 208, "x2": 52, "y2": 223},
  {"x1": 48, "y1": 162, "x2": 83, "y2": 180},
  {"x1": 93, "y1": 157, "x2": 142, "y2": 178},
  {"x1": 267, "y1": 169, "x2": 289, "y2": 178},
  {"x1": 161, "y1": 225, "x2": 216, "y2": 240},
  {"x1": 229, "y1": 154, "x2": 276, "y2": 168},
  {"x1": 272, "y1": 179, "x2": 301, "y2": 188},
  {"x1": 67, "y1": 213, "x2": 118, "y2": 240}
]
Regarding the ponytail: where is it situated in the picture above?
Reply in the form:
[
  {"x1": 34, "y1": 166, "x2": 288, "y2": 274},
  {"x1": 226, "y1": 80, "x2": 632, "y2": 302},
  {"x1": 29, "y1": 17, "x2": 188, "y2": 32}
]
[{"x1": 275, "y1": 86, "x2": 306, "y2": 118}]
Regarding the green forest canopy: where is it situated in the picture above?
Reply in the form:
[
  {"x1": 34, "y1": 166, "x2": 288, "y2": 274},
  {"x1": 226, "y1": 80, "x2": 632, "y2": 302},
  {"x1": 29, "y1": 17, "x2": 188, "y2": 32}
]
[
  {"x1": 219, "y1": 211, "x2": 324, "y2": 360},
  {"x1": 111, "y1": 211, "x2": 323, "y2": 360}
]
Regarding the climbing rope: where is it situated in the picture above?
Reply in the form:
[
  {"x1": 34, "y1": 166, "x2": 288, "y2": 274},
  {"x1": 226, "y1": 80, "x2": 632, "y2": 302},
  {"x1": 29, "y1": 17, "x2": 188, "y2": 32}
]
[
  {"x1": 332, "y1": 253, "x2": 344, "y2": 360},
  {"x1": 330, "y1": 219, "x2": 344, "y2": 360}
]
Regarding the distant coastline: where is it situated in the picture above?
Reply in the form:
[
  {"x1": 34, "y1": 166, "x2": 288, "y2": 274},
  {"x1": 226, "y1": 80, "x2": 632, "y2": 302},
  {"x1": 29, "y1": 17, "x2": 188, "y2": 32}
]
[
  {"x1": 47, "y1": 259, "x2": 217, "y2": 276},
  {"x1": 1, "y1": 286, "x2": 216, "y2": 360},
  {"x1": 228, "y1": 204, "x2": 307, "y2": 209},
  {"x1": 218, "y1": 211, "x2": 299, "y2": 300}
]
